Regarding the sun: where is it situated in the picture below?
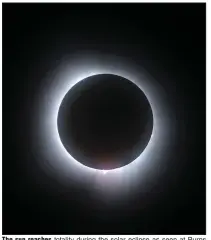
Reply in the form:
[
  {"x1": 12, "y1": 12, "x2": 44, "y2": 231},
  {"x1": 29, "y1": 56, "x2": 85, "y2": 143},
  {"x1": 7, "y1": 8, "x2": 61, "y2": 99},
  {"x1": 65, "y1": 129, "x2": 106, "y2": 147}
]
[{"x1": 36, "y1": 53, "x2": 172, "y2": 194}]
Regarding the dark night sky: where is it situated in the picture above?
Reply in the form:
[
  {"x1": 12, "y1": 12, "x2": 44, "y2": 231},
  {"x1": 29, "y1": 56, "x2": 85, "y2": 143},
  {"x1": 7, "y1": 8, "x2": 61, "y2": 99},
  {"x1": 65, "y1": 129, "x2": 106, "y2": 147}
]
[{"x1": 3, "y1": 3, "x2": 206, "y2": 235}]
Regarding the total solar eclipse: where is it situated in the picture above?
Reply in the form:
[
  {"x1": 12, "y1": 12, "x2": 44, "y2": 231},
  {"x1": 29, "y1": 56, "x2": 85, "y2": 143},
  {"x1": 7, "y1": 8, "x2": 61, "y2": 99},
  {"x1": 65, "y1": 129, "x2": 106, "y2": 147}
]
[
  {"x1": 3, "y1": 3, "x2": 205, "y2": 234},
  {"x1": 38, "y1": 53, "x2": 170, "y2": 186},
  {"x1": 57, "y1": 74, "x2": 153, "y2": 170}
]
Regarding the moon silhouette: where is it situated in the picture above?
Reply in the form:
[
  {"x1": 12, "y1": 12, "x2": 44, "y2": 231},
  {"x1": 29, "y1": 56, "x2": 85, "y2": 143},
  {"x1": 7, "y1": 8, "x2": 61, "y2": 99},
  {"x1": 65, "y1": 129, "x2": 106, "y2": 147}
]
[{"x1": 57, "y1": 74, "x2": 153, "y2": 170}]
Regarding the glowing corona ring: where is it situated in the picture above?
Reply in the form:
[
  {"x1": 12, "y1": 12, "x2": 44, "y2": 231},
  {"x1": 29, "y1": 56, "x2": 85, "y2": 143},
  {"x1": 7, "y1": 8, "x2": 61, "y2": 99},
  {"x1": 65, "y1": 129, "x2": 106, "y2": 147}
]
[
  {"x1": 57, "y1": 72, "x2": 154, "y2": 171},
  {"x1": 36, "y1": 53, "x2": 173, "y2": 194}
]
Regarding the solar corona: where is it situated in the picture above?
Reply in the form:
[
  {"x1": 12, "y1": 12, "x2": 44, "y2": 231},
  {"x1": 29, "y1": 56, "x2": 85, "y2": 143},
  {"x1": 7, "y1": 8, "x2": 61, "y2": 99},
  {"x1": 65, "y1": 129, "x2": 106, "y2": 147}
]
[{"x1": 37, "y1": 53, "x2": 172, "y2": 194}]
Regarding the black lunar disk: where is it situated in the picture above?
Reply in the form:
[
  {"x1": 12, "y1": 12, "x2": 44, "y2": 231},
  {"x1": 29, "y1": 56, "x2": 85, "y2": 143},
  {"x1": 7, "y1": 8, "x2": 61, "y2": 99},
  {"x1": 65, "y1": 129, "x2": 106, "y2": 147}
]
[{"x1": 57, "y1": 74, "x2": 153, "y2": 170}]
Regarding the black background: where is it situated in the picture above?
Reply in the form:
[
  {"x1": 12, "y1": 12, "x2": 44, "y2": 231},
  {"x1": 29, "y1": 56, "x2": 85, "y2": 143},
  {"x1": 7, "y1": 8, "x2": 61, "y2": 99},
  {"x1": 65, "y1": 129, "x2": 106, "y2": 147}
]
[{"x1": 3, "y1": 3, "x2": 206, "y2": 234}]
